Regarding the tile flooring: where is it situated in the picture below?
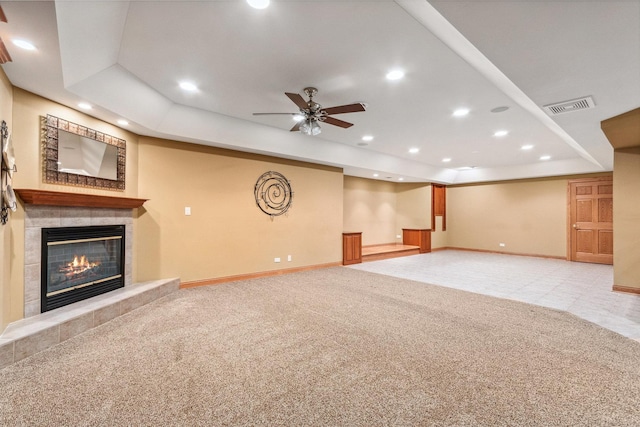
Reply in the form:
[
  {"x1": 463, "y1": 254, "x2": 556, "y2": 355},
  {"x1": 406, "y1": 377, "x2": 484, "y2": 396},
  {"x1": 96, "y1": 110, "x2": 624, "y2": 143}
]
[{"x1": 349, "y1": 249, "x2": 640, "y2": 340}]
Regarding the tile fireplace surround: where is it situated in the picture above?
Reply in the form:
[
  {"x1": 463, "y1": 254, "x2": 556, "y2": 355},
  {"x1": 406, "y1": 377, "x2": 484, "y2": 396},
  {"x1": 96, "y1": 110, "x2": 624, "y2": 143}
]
[
  {"x1": 0, "y1": 190, "x2": 180, "y2": 369},
  {"x1": 23, "y1": 204, "x2": 135, "y2": 317}
]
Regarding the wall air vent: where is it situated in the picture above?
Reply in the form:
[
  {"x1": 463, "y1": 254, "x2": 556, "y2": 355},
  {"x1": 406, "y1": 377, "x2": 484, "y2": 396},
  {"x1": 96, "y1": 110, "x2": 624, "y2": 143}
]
[{"x1": 543, "y1": 96, "x2": 595, "y2": 115}]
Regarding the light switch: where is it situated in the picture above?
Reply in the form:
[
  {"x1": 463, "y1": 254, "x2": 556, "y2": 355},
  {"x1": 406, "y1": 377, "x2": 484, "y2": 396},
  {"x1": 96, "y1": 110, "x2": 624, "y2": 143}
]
[{"x1": 185, "y1": 207, "x2": 191, "y2": 216}]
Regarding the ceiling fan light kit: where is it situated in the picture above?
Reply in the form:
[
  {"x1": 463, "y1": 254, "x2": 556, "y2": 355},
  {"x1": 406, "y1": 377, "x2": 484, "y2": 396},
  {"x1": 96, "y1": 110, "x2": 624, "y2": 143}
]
[
  {"x1": 254, "y1": 87, "x2": 366, "y2": 136},
  {"x1": 300, "y1": 119, "x2": 321, "y2": 136}
]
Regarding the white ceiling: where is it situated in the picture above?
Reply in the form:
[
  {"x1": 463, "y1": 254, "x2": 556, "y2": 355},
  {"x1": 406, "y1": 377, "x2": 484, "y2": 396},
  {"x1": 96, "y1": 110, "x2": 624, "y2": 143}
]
[{"x1": 1, "y1": 0, "x2": 638, "y2": 184}]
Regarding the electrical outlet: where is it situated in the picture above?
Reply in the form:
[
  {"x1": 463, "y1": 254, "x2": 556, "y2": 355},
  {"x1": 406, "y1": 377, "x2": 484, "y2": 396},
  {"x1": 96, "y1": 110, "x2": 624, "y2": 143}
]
[
  {"x1": 287, "y1": 255, "x2": 292, "y2": 262},
  {"x1": 499, "y1": 243, "x2": 506, "y2": 247},
  {"x1": 274, "y1": 257, "x2": 281, "y2": 263},
  {"x1": 185, "y1": 207, "x2": 191, "y2": 216},
  {"x1": 396, "y1": 234, "x2": 402, "y2": 239}
]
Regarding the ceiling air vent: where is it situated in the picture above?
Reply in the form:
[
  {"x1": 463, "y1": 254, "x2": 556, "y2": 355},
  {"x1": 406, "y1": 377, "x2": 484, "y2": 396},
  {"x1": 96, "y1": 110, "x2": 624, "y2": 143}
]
[{"x1": 543, "y1": 96, "x2": 595, "y2": 115}]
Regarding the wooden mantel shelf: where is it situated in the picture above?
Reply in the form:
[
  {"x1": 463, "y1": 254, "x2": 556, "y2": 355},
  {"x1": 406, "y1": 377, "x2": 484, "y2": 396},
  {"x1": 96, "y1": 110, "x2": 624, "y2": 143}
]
[{"x1": 15, "y1": 189, "x2": 147, "y2": 209}]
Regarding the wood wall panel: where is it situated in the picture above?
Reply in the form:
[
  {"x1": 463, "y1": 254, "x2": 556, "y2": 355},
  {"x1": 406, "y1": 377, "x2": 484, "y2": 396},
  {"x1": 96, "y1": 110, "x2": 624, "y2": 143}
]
[
  {"x1": 576, "y1": 186, "x2": 592, "y2": 195},
  {"x1": 431, "y1": 185, "x2": 446, "y2": 231},
  {"x1": 342, "y1": 232, "x2": 362, "y2": 265},
  {"x1": 433, "y1": 186, "x2": 445, "y2": 215},
  {"x1": 576, "y1": 230, "x2": 593, "y2": 253},
  {"x1": 598, "y1": 199, "x2": 613, "y2": 223},
  {"x1": 598, "y1": 184, "x2": 613, "y2": 194},
  {"x1": 402, "y1": 228, "x2": 431, "y2": 253},
  {"x1": 576, "y1": 200, "x2": 593, "y2": 222},
  {"x1": 598, "y1": 230, "x2": 614, "y2": 255}
]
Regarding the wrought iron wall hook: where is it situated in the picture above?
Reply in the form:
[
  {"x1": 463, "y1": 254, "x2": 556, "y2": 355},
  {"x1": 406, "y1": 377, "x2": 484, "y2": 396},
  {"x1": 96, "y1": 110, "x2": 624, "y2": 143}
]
[
  {"x1": 0, "y1": 120, "x2": 7, "y2": 140},
  {"x1": 0, "y1": 209, "x2": 8, "y2": 225},
  {"x1": 1, "y1": 119, "x2": 17, "y2": 225},
  {"x1": 1, "y1": 164, "x2": 16, "y2": 173}
]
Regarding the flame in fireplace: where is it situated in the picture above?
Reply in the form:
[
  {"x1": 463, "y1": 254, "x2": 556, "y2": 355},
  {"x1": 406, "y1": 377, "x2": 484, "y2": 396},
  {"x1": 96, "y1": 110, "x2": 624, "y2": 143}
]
[{"x1": 60, "y1": 255, "x2": 101, "y2": 278}]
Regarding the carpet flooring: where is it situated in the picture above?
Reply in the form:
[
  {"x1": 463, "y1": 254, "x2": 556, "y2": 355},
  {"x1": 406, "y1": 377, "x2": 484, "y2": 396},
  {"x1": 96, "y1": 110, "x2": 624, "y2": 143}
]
[{"x1": 2, "y1": 267, "x2": 640, "y2": 426}]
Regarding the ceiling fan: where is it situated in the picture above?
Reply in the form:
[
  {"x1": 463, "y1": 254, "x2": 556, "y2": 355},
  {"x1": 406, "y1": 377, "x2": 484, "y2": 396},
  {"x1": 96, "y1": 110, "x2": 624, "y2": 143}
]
[{"x1": 253, "y1": 87, "x2": 366, "y2": 136}]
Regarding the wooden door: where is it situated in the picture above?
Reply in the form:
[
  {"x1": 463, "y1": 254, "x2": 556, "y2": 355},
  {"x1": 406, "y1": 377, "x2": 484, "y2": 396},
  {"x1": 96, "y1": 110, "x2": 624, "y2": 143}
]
[{"x1": 569, "y1": 178, "x2": 613, "y2": 264}]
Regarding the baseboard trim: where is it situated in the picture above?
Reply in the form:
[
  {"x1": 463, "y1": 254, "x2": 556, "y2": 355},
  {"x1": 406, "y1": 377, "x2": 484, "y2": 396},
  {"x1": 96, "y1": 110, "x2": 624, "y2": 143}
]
[
  {"x1": 436, "y1": 247, "x2": 566, "y2": 260},
  {"x1": 180, "y1": 262, "x2": 343, "y2": 289},
  {"x1": 612, "y1": 285, "x2": 640, "y2": 296}
]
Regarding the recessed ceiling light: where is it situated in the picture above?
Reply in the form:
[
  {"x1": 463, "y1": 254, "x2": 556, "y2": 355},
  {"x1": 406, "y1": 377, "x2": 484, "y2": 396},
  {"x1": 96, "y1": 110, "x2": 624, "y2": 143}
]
[
  {"x1": 179, "y1": 81, "x2": 198, "y2": 92},
  {"x1": 493, "y1": 130, "x2": 509, "y2": 137},
  {"x1": 491, "y1": 106, "x2": 510, "y2": 113},
  {"x1": 408, "y1": 147, "x2": 420, "y2": 154},
  {"x1": 247, "y1": 0, "x2": 269, "y2": 9},
  {"x1": 398, "y1": 177, "x2": 404, "y2": 181},
  {"x1": 521, "y1": 144, "x2": 534, "y2": 150},
  {"x1": 12, "y1": 39, "x2": 36, "y2": 51},
  {"x1": 362, "y1": 135, "x2": 374, "y2": 142},
  {"x1": 373, "y1": 173, "x2": 379, "y2": 177},
  {"x1": 386, "y1": 69, "x2": 405, "y2": 81},
  {"x1": 78, "y1": 103, "x2": 92, "y2": 110},
  {"x1": 442, "y1": 158, "x2": 452, "y2": 163},
  {"x1": 117, "y1": 119, "x2": 129, "y2": 126},
  {"x1": 453, "y1": 108, "x2": 470, "y2": 117},
  {"x1": 458, "y1": 166, "x2": 477, "y2": 170},
  {"x1": 540, "y1": 155, "x2": 551, "y2": 161}
]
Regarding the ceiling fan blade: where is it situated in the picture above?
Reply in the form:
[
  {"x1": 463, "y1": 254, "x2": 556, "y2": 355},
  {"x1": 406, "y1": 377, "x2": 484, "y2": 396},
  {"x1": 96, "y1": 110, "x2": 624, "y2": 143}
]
[
  {"x1": 285, "y1": 92, "x2": 309, "y2": 110},
  {"x1": 290, "y1": 122, "x2": 302, "y2": 132},
  {"x1": 253, "y1": 113, "x2": 298, "y2": 116},
  {"x1": 322, "y1": 103, "x2": 366, "y2": 115},
  {"x1": 323, "y1": 116, "x2": 354, "y2": 128}
]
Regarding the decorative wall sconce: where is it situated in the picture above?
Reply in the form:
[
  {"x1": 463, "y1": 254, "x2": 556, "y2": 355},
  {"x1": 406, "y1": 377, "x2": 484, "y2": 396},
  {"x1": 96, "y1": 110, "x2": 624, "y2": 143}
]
[{"x1": 1, "y1": 120, "x2": 17, "y2": 225}]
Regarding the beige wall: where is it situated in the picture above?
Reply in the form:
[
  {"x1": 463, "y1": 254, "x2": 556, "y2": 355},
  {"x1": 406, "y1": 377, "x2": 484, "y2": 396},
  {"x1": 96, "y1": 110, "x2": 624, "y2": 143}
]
[
  {"x1": 343, "y1": 176, "x2": 398, "y2": 246},
  {"x1": 11, "y1": 88, "x2": 139, "y2": 196},
  {"x1": 343, "y1": 177, "x2": 433, "y2": 247},
  {"x1": 4, "y1": 89, "x2": 140, "y2": 325},
  {"x1": 447, "y1": 179, "x2": 570, "y2": 257},
  {"x1": 2, "y1": 87, "x2": 344, "y2": 326},
  {"x1": 136, "y1": 137, "x2": 344, "y2": 283},
  {"x1": 613, "y1": 147, "x2": 640, "y2": 290},
  {"x1": 396, "y1": 183, "x2": 430, "y2": 230},
  {"x1": 431, "y1": 216, "x2": 448, "y2": 249},
  {"x1": 0, "y1": 69, "x2": 13, "y2": 330}
]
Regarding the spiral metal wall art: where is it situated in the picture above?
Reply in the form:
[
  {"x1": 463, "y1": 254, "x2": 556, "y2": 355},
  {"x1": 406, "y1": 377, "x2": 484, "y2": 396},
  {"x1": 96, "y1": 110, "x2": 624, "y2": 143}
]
[{"x1": 254, "y1": 171, "x2": 293, "y2": 217}]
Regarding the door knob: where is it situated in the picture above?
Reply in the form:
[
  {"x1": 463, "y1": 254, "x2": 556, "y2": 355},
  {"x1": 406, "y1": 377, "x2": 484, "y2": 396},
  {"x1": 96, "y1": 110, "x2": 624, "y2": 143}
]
[{"x1": 573, "y1": 224, "x2": 579, "y2": 229}]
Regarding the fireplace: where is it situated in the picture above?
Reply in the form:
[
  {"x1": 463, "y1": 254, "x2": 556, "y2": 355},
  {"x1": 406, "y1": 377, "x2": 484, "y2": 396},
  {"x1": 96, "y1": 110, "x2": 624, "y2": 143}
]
[{"x1": 41, "y1": 225, "x2": 126, "y2": 312}]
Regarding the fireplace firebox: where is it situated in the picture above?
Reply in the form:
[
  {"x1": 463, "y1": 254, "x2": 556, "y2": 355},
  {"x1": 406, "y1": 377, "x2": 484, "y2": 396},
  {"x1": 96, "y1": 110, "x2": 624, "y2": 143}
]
[{"x1": 41, "y1": 225, "x2": 125, "y2": 312}]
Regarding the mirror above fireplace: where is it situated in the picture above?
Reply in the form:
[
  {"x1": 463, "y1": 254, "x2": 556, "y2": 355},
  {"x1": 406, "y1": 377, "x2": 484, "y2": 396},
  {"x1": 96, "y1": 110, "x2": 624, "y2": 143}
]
[
  {"x1": 43, "y1": 115, "x2": 126, "y2": 190},
  {"x1": 57, "y1": 129, "x2": 118, "y2": 180}
]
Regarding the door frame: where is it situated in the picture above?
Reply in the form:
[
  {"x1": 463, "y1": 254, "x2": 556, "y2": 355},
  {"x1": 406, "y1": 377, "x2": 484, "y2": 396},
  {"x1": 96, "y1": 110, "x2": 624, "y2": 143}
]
[{"x1": 566, "y1": 176, "x2": 613, "y2": 262}]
